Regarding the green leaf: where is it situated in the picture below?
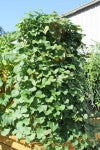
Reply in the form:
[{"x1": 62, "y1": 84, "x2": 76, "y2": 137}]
[
  {"x1": 2, "y1": 60, "x2": 7, "y2": 65},
  {"x1": 11, "y1": 89, "x2": 19, "y2": 97},
  {"x1": 60, "y1": 105, "x2": 65, "y2": 110},
  {"x1": 68, "y1": 135, "x2": 74, "y2": 141},
  {"x1": 29, "y1": 133, "x2": 36, "y2": 140},
  {"x1": 21, "y1": 107, "x2": 27, "y2": 113},
  {"x1": 35, "y1": 90, "x2": 42, "y2": 97},
  {"x1": 35, "y1": 90, "x2": 45, "y2": 98},
  {"x1": 26, "y1": 137, "x2": 31, "y2": 143},
  {"x1": 24, "y1": 127, "x2": 31, "y2": 135},
  {"x1": 63, "y1": 146, "x2": 68, "y2": 150},
  {"x1": 44, "y1": 109, "x2": 52, "y2": 115},
  {"x1": 63, "y1": 90, "x2": 68, "y2": 95},
  {"x1": 44, "y1": 26, "x2": 49, "y2": 34},
  {"x1": 56, "y1": 105, "x2": 65, "y2": 111},
  {"x1": 48, "y1": 122, "x2": 58, "y2": 132},
  {"x1": 1, "y1": 128, "x2": 10, "y2": 136},
  {"x1": 29, "y1": 87, "x2": 37, "y2": 92},
  {"x1": 26, "y1": 133, "x2": 36, "y2": 143},
  {"x1": 16, "y1": 132, "x2": 23, "y2": 139},
  {"x1": 38, "y1": 105, "x2": 47, "y2": 112},
  {"x1": 82, "y1": 134, "x2": 88, "y2": 140},
  {"x1": 34, "y1": 117, "x2": 45, "y2": 125},
  {"x1": 27, "y1": 68, "x2": 33, "y2": 75},
  {"x1": 68, "y1": 105, "x2": 73, "y2": 110},
  {"x1": 36, "y1": 128, "x2": 45, "y2": 139},
  {"x1": 65, "y1": 99, "x2": 69, "y2": 104},
  {"x1": 45, "y1": 96, "x2": 54, "y2": 103},
  {"x1": 83, "y1": 114, "x2": 88, "y2": 119},
  {"x1": 73, "y1": 140, "x2": 78, "y2": 146}
]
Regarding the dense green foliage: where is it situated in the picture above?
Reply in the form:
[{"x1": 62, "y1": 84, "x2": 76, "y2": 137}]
[{"x1": 0, "y1": 12, "x2": 89, "y2": 149}]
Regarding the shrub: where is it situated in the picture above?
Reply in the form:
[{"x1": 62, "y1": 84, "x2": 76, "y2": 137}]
[
  {"x1": 83, "y1": 43, "x2": 100, "y2": 116},
  {"x1": 82, "y1": 43, "x2": 100, "y2": 150},
  {"x1": 0, "y1": 12, "x2": 88, "y2": 149}
]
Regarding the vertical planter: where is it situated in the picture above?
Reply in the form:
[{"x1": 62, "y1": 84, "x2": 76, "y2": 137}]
[
  {"x1": 0, "y1": 135, "x2": 31, "y2": 150},
  {"x1": 0, "y1": 135, "x2": 75, "y2": 150}
]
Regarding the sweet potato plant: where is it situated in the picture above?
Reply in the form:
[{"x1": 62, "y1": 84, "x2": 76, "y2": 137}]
[{"x1": 0, "y1": 11, "x2": 89, "y2": 149}]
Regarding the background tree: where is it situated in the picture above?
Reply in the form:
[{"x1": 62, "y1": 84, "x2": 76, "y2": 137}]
[{"x1": 0, "y1": 26, "x2": 5, "y2": 35}]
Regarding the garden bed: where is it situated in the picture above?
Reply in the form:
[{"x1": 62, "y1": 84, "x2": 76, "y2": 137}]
[{"x1": 0, "y1": 135, "x2": 75, "y2": 150}]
